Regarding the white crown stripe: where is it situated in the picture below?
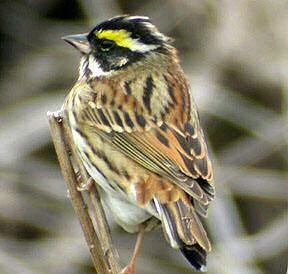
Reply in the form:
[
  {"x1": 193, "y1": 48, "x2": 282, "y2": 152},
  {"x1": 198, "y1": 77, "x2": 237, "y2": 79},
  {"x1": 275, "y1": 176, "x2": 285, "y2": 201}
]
[
  {"x1": 125, "y1": 16, "x2": 150, "y2": 21},
  {"x1": 129, "y1": 40, "x2": 159, "y2": 53}
]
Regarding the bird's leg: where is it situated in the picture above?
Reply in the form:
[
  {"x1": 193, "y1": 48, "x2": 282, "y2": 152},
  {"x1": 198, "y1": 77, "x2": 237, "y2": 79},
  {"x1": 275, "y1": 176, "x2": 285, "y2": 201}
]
[
  {"x1": 119, "y1": 224, "x2": 145, "y2": 274},
  {"x1": 77, "y1": 176, "x2": 95, "y2": 192}
]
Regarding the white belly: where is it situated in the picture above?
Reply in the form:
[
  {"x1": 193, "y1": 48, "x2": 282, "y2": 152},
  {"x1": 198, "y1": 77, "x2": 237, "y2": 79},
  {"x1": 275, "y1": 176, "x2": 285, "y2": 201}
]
[
  {"x1": 67, "y1": 112, "x2": 159, "y2": 233},
  {"x1": 101, "y1": 191, "x2": 154, "y2": 233}
]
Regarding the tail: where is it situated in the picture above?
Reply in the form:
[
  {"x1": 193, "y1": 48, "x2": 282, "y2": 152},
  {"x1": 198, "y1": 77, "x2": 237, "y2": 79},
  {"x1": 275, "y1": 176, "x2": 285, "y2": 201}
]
[
  {"x1": 154, "y1": 196, "x2": 211, "y2": 272},
  {"x1": 180, "y1": 243, "x2": 207, "y2": 272}
]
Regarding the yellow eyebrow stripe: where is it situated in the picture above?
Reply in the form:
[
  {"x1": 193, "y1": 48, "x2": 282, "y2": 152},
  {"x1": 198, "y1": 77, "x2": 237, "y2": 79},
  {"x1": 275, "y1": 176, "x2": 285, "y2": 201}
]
[{"x1": 95, "y1": 29, "x2": 133, "y2": 48}]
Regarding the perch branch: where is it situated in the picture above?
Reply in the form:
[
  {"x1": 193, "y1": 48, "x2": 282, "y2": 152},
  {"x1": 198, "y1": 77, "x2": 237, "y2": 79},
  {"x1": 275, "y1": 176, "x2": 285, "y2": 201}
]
[{"x1": 47, "y1": 111, "x2": 121, "y2": 274}]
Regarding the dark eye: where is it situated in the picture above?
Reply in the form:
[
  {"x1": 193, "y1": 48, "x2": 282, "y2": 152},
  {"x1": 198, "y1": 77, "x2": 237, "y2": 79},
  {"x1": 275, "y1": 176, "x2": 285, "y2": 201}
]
[{"x1": 99, "y1": 40, "x2": 115, "y2": 51}]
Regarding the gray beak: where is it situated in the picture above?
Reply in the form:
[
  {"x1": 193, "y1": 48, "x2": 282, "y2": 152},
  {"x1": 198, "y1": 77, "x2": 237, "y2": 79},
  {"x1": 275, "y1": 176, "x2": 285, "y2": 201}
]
[{"x1": 62, "y1": 33, "x2": 90, "y2": 54}]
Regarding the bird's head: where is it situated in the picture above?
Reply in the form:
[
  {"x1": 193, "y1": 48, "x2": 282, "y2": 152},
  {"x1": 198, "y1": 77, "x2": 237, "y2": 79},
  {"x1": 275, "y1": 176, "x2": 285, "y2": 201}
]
[{"x1": 63, "y1": 15, "x2": 172, "y2": 78}]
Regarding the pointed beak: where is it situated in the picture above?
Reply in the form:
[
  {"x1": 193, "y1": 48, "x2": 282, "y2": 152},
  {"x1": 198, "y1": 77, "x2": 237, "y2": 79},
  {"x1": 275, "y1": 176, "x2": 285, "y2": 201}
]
[{"x1": 62, "y1": 33, "x2": 90, "y2": 54}]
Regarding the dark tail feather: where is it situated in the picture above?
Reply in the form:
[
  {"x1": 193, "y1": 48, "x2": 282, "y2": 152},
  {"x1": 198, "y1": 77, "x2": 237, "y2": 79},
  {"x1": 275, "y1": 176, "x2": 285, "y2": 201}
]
[
  {"x1": 153, "y1": 196, "x2": 210, "y2": 271},
  {"x1": 180, "y1": 243, "x2": 207, "y2": 272}
]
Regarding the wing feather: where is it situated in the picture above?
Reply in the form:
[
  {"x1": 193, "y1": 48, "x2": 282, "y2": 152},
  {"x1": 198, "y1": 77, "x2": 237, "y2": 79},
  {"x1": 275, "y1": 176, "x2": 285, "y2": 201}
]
[
  {"x1": 81, "y1": 104, "x2": 214, "y2": 209},
  {"x1": 74, "y1": 76, "x2": 214, "y2": 214}
]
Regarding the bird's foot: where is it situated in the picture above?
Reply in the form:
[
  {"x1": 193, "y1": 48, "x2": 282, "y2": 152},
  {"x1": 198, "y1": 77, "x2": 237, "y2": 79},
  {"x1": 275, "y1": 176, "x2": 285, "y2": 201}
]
[
  {"x1": 118, "y1": 264, "x2": 135, "y2": 274},
  {"x1": 52, "y1": 109, "x2": 64, "y2": 122},
  {"x1": 76, "y1": 177, "x2": 94, "y2": 192}
]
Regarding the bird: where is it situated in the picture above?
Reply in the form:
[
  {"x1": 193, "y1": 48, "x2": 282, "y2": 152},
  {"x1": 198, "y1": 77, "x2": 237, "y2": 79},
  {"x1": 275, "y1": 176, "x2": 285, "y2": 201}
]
[{"x1": 62, "y1": 15, "x2": 215, "y2": 273}]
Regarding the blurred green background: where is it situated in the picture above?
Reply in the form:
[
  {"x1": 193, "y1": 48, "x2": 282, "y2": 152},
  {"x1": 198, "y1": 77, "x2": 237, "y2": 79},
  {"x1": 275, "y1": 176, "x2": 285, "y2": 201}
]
[{"x1": 0, "y1": 1, "x2": 287, "y2": 274}]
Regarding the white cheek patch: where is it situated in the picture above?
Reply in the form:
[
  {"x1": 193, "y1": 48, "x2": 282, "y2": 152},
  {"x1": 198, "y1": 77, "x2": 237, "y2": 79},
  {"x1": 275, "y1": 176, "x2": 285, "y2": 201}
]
[
  {"x1": 87, "y1": 55, "x2": 114, "y2": 77},
  {"x1": 79, "y1": 57, "x2": 88, "y2": 79}
]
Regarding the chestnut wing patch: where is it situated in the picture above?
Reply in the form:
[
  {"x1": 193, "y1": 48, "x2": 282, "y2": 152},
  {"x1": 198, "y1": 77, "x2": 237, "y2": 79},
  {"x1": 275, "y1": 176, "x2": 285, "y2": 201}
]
[{"x1": 81, "y1": 104, "x2": 214, "y2": 209}]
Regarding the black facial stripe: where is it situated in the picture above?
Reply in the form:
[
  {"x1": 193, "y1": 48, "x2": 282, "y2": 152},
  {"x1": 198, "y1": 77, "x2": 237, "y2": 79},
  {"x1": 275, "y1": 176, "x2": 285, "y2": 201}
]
[
  {"x1": 99, "y1": 39, "x2": 116, "y2": 51},
  {"x1": 91, "y1": 45, "x2": 144, "y2": 72}
]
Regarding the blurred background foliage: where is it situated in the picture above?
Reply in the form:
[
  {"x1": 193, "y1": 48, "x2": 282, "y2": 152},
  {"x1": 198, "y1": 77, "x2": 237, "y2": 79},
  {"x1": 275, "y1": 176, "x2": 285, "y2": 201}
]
[{"x1": 0, "y1": 0, "x2": 287, "y2": 274}]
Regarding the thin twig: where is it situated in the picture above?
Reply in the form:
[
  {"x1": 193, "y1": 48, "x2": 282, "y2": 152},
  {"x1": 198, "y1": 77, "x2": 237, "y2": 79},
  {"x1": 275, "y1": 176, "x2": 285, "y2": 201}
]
[
  {"x1": 89, "y1": 187, "x2": 121, "y2": 273},
  {"x1": 47, "y1": 111, "x2": 121, "y2": 274},
  {"x1": 62, "y1": 115, "x2": 121, "y2": 273}
]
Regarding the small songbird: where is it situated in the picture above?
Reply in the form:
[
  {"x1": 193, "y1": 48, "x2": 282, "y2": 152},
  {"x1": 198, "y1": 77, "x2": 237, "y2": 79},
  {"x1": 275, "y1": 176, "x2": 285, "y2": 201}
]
[{"x1": 62, "y1": 15, "x2": 214, "y2": 273}]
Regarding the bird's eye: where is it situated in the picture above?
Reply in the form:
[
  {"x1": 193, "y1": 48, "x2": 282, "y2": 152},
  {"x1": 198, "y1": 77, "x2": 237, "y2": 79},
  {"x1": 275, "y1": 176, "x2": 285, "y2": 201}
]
[{"x1": 99, "y1": 40, "x2": 115, "y2": 51}]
